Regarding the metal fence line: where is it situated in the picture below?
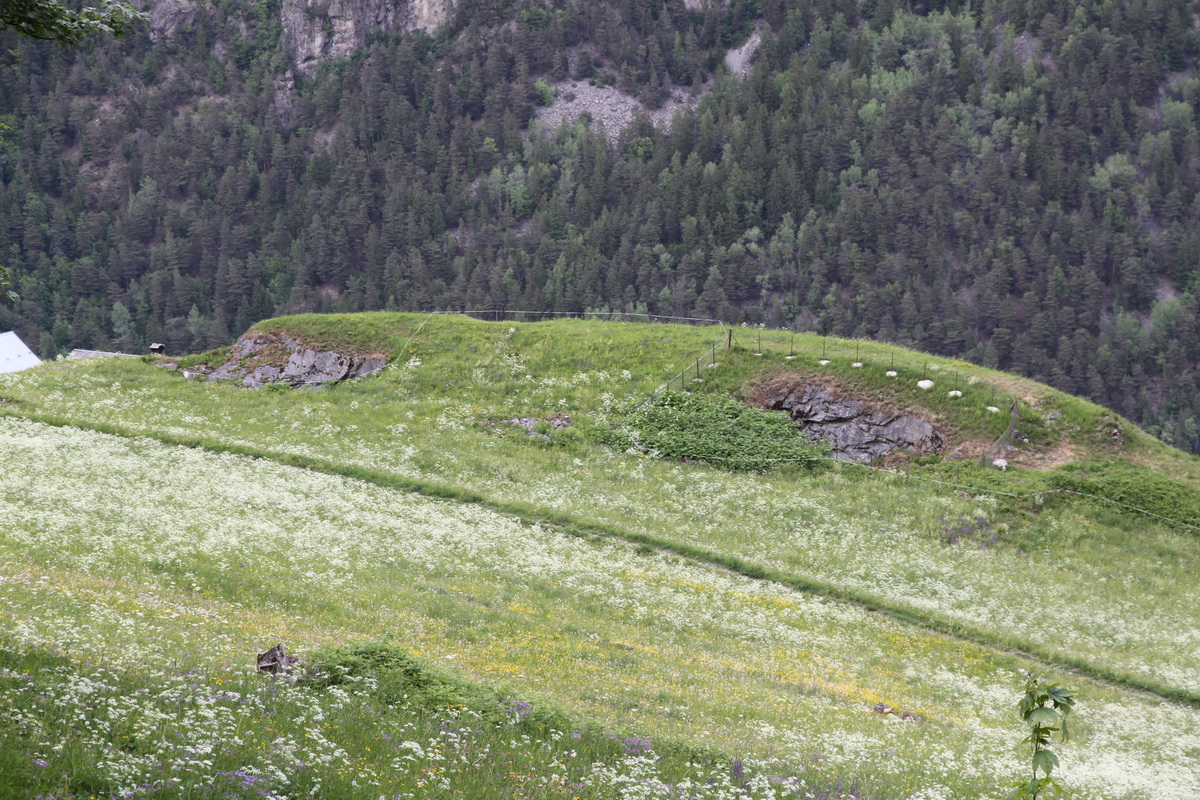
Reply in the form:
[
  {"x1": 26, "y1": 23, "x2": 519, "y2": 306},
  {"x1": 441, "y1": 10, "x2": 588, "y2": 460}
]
[
  {"x1": 431, "y1": 309, "x2": 726, "y2": 325},
  {"x1": 391, "y1": 310, "x2": 1199, "y2": 535}
]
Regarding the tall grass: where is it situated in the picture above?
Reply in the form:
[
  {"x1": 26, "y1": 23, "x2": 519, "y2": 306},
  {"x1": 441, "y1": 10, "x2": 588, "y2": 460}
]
[
  {"x1": 3, "y1": 314, "x2": 1200, "y2": 798},
  {"x1": 2, "y1": 317, "x2": 1197, "y2": 698}
]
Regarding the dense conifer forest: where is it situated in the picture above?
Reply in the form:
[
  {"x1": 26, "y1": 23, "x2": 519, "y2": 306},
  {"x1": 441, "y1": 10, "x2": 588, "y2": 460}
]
[{"x1": 3, "y1": 0, "x2": 1200, "y2": 451}]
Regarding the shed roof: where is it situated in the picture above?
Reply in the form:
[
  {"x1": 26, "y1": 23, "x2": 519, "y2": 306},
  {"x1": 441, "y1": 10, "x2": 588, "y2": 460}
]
[{"x1": 0, "y1": 331, "x2": 42, "y2": 375}]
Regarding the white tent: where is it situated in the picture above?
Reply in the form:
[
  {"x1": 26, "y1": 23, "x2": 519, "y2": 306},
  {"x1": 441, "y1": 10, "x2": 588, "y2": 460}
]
[{"x1": 0, "y1": 331, "x2": 41, "y2": 375}]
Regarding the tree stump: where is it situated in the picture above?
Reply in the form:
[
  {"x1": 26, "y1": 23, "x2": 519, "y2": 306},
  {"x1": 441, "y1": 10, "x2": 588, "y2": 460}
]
[{"x1": 257, "y1": 644, "x2": 300, "y2": 674}]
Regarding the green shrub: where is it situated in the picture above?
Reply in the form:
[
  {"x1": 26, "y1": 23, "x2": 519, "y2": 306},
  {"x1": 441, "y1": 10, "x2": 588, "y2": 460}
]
[
  {"x1": 1049, "y1": 463, "x2": 1200, "y2": 530},
  {"x1": 176, "y1": 346, "x2": 231, "y2": 370},
  {"x1": 304, "y1": 642, "x2": 572, "y2": 728},
  {"x1": 605, "y1": 391, "x2": 832, "y2": 472},
  {"x1": 305, "y1": 642, "x2": 481, "y2": 710}
]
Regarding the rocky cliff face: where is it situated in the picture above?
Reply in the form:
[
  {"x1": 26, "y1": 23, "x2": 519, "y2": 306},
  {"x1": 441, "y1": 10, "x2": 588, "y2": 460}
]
[
  {"x1": 281, "y1": 0, "x2": 452, "y2": 75},
  {"x1": 147, "y1": 0, "x2": 197, "y2": 39},
  {"x1": 204, "y1": 335, "x2": 387, "y2": 388},
  {"x1": 762, "y1": 385, "x2": 945, "y2": 463}
]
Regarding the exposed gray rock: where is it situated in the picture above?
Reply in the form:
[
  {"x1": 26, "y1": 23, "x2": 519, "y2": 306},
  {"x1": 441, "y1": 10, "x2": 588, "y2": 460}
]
[
  {"x1": 765, "y1": 386, "x2": 944, "y2": 462},
  {"x1": 206, "y1": 335, "x2": 386, "y2": 388},
  {"x1": 272, "y1": 70, "x2": 298, "y2": 127},
  {"x1": 281, "y1": 0, "x2": 452, "y2": 76},
  {"x1": 244, "y1": 365, "x2": 282, "y2": 387},
  {"x1": 279, "y1": 348, "x2": 385, "y2": 386},
  {"x1": 205, "y1": 337, "x2": 264, "y2": 382},
  {"x1": 536, "y1": 80, "x2": 700, "y2": 143},
  {"x1": 723, "y1": 25, "x2": 760, "y2": 78},
  {"x1": 148, "y1": 0, "x2": 196, "y2": 40},
  {"x1": 505, "y1": 414, "x2": 572, "y2": 440}
]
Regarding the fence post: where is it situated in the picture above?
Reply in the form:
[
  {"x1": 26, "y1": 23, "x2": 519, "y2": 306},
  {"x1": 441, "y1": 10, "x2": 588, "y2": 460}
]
[{"x1": 727, "y1": 329, "x2": 733, "y2": 350}]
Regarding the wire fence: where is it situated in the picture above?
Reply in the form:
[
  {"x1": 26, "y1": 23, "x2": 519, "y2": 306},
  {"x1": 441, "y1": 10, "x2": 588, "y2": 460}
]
[
  {"x1": 639, "y1": 329, "x2": 732, "y2": 409},
  {"x1": 436, "y1": 309, "x2": 726, "y2": 325}
]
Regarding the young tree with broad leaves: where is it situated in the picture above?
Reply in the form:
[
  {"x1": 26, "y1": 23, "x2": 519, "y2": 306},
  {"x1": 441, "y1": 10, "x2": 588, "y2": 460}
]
[{"x1": 1, "y1": 0, "x2": 145, "y2": 45}]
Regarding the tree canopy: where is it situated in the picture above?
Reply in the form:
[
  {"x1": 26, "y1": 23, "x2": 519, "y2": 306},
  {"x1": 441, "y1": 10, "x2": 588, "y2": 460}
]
[
  {"x1": 0, "y1": 264, "x2": 16, "y2": 305},
  {"x1": 2, "y1": 0, "x2": 1200, "y2": 451},
  {"x1": 0, "y1": 0, "x2": 144, "y2": 45}
]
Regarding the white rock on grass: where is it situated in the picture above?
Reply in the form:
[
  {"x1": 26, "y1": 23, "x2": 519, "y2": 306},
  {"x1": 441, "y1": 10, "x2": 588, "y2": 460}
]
[{"x1": 917, "y1": 379, "x2": 934, "y2": 390}]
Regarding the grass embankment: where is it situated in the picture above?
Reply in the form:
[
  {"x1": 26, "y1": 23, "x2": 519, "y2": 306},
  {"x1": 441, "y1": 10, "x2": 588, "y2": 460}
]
[
  {"x1": 0, "y1": 419, "x2": 1034, "y2": 797},
  {"x1": 2, "y1": 313, "x2": 1200, "y2": 798},
  {"x1": 0, "y1": 636, "x2": 772, "y2": 799},
  {"x1": 5, "y1": 315, "x2": 1198, "y2": 693},
  {"x1": 2, "y1": 416, "x2": 1198, "y2": 799}
]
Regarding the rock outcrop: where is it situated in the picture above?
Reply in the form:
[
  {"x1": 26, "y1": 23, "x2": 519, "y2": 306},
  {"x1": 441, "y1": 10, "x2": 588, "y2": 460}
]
[
  {"x1": 206, "y1": 335, "x2": 386, "y2": 388},
  {"x1": 763, "y1": 386, "x2": 944, "y2": 462},
  {"x1": 148, "y1": 0, "x2": 196, "y2": 40},
  {"x1": 281, "y1": 0, "x2": 453, "y2": 75},
  {"x1": 536, "y1": 81, "x2": 699, "y2": 142}
]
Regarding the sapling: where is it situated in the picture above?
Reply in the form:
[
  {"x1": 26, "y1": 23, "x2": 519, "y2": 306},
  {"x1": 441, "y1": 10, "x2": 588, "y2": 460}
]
[{"x1": 1008, "y1": 670, "x2": 1076, "y2": 800}]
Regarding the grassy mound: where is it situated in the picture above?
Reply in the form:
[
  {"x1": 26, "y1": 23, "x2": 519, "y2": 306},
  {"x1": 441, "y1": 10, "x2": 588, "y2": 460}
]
[{"x1": 4, "y1": 313, "x2": 1200, "y2": 798}]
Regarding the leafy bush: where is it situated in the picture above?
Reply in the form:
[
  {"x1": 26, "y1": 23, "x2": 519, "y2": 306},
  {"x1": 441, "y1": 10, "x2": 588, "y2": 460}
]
[
  {"x1": 1048, "y1": 463, "x2": 1200, "y2": 531},
  {"x1": 306, "y1": 642, "x2": 488, "y2": 713},
  {"x1": 607, "y1": 391, "x2": 831, "y2": 472},
  {"x1": 175, "y1": 346, "x2": 232, "y2": 370},
  {"x1": 304, "y1": 642, "x2": 572, "y2": 729}
]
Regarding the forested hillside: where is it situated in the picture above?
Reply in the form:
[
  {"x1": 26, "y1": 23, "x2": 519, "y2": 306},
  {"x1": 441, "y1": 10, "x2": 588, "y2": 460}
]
[{"x1": 3, "y1": 0, "x2": 1200, "y2": 450}]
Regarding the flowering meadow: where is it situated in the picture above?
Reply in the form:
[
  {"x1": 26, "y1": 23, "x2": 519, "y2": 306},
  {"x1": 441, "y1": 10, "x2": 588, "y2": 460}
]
[
  {"x1": 2, "y1": 314, "x2": 1200, "y2": 798},
  {"x1": 4, "y1": 317, "x2": 1198, "y2": 696}
]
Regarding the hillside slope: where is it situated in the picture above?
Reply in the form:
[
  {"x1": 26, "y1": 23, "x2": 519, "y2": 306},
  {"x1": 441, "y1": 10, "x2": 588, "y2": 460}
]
[
  {"x1": 3, "y1": 1, "x2": 1200, "y2": 453},
  {"x1": 2, "y1": 313, "x2": 1199, "y2": 798}
]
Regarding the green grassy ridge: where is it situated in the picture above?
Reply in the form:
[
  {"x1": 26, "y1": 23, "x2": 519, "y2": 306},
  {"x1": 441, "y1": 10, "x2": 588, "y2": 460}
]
[
  {"x1": 303, "y1": 640, "x2": 706, "y2": 771},
  {"x1": 9, "y1": 407, "x2": 1200, "y2": 711},
  {"x1": 248, "y1": 312, "x2": 427, "y2": 356},
  {"x1": 300, "y1": 641, "x2": 717, "y2": 766},
  {"x1": 704, "y1": 327, "x2": 1163, "y2": 456},
  {"x1": 1048, "y1": 463, "x2": 1200, "y2": 531},
  {"x1": 9, "y1": 318, "x2": 1200, "y2": 799},
  {"x1": 0, "y1": 640, "x2": 753, "y2": 800},
  {"x1": 233, "y1": 312, "x2": 1181, "y2": 476}
]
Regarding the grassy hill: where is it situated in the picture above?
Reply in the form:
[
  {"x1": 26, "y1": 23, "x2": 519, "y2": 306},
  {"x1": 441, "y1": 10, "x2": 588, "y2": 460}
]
[{"x1": 1, "y1": 312, "x2": 1199, "y2": 799}]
